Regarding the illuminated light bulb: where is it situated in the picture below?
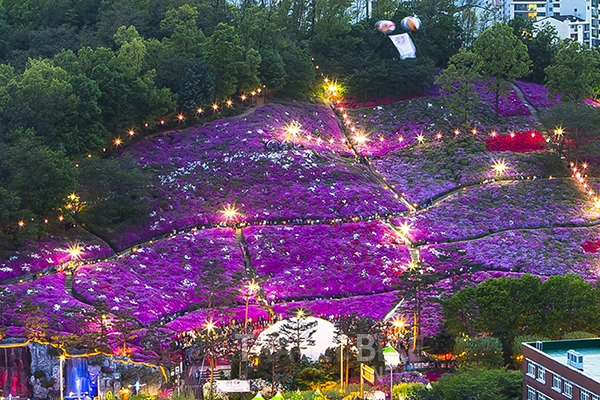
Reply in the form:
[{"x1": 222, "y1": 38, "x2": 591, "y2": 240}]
[
  {"x1": 17, "y1": 220, "x2": 24, "y2": 228},
  {"x1": 197, "y1": 108, "x2": 204, "y2": 114},
  {"x1": 178, "y1": 114, "x2": 184, "y2": 121},
  {"x1": 257, "y1": 88, "x2": 262, "y2": 93},
  {"x1": 87, "y1": 154, "x2": 92, "y2": 158},
  {"x1": 491, "y1": 131, "x2": 497, "y2": 137},
  {"x1": 44, "y1": 218, "x2": 48, "y2": 224},
  {"x1": 576, "y1": 172, "x2": 581, "y2": 179},
  {"x1": 144, "y1": 123, "x2": 149, "y2": 127},
  {"x1": 595, "y1": 199, "x2": 600, "y2": 209},
  {"x1": 398, "y1": 223, "x2": 411, "y2": 237},
  {"x1": 296, "y1": 309, "x2": 305, "y2": 318},
  {"x1": 240, "y1": 95, "x2": 247, "y2": 101},
  {"x1": 454, "y1": 129, "x2": 460, "y2": 136},
  {"x1": 392, "y1": 318, "x2": 406, "y2": 329},
  {"x1": 160, "y1": 120, "x2": 165, "y2": 125},
  {"x1": 221, "y1": 204, "x2": 241, "y2": 221},
  {"x1": 379, "y1": 136, "x2": 385, "y2": 142},
  {"x1": 306, "y1": 134, "x2": 312, "y2": 141},
  {"x1": 398, "y1": 136, "x2": 404, "y2": 142},
  {"x1": 205, "y1": 320, "x2": 216, "y2": 332},
  {"x1": 342, "y1": 113, "x2": 348, "y2": 119},
  {"x1": 284, "y1": 121, "x2": 302, "y2": 138},
  {"x1": 251, "y1": 91, "x2": 256, "y2": 96},
  {"x1": 555, "y1": 127, "x2": 564, "y2": 138},
  {"x1": 315, "y1": 65, "x2": 319, "y2": 69},
  {"x1": 329, "y1": 138, "x2": 334, "y2": 144},
  {"x1": 212, "y1": 103, "x2": 219, "y2": 111},
  {"x1": 510, "y1": 132, "x2": 515, "y2": 138},
  {"x1": 324, "y1": 78, "x2": 329, "y2": 83},
  {"x1": 128, "y1": 129, "x2": 135, "y2": 136},
  {"x1": 492, "y1": 161, "x2": 507, "y2": 175},
  {"x1": 472, "y1": 128, "x2": 477, "y2": 135},
  {"x1": 226, "y1": 100, "x2": 233, "y2": 107},
  {"x1": 58, "y1": 215, "x2": 64, "y2": 221},
  {"x1": 589, "y1": 190, "x2": 595, "y2": 196},
  {"x1": 436, "y1": 132, "x2": 442, "y2": 140},
  {"x1": 570, "y1": 162, "x2": 575, "y2": 167},
  {"x1": 354, "y1": 134, "x2": 368, "y2": 144},
  {"x1": 583, "y1": 162, "x2": 588, "y2": 169},
  {"x1": 113, "y1": 138, "x2": 122, "y2": 146},
  {"x1": 67, "y1": 244, "x2": 82, "y2": 260},
  {"x1": 531, "y1": 132, "x2": 536, "y2": 138},
  {"x1": 416, "y1": 134, "x2": 425, "y2": 143}
]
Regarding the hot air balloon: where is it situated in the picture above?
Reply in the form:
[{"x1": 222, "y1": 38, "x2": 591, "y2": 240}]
[
  {"x1": 375, "y1": 20, "x2": 396, "y2": 34},
  {"x1": 401, "y1": 16, "x2": 421, "y2": 31}
]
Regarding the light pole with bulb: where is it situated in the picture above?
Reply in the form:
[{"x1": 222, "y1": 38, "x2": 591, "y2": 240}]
[{"x1": 382, "y1": 345, "x2": 400, "y2": 400}]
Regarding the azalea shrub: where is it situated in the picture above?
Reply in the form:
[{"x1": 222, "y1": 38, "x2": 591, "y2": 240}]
[
  {"x1": 0, "y1": 228, "x2": 113, "y2": 282},
  {"x1": 485, "y1": 131, "x2": 546, "y2": 152},
  {"x1": 245, "y1": 221, "x2": 410, "y2": 300},
  {"x1": 515, "y1": 81, "x2": 561, "y2": 109},
  {"x1": 420, "y1": 227, "x2": 600, "y2": 279},
  {"x1": 72, "y1": 228, "x2": 245, "y2": 325},
  {"x1": 372, "y1": 137, "x2": 564, "y2": 205},
  {"x1": 473, "y1": 80, "x2": 531, "y2": 117},
  {"x1": 393, "y1": 179, "x2": 596, "y2": 243}
]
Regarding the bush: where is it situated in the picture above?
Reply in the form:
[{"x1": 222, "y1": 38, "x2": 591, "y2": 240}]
[
  {"x1": 425, "y1": 368, "x2": 522, "y2": 400},
  {"x1": 393, "y1": 383, "x2": 426, "y2": 400},
  {"x1": 453, "y1": 337, "x2": 503, "y2": 369}
]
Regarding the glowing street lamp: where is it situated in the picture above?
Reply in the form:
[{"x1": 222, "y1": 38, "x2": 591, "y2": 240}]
[
  {"x1": 221, "y1": 205, "x2": 241, "y2": 222},
  {"x1": 197, "y1": 108, "x2": 204, "y2": 114},
  {"x1": 492, "y1": 160, "x2": 507, "y2": 175},
  {"x1": 382, "y1": 344, "x2": 401, "y2": 400},
  {"x1": 554, "y1": 126, "x2": 564, "y2": 139},
  {"x1": 416, "y1": 134, "x2": 425, "y2": 144},
  {"x1": 354, "y1": 134, "x2": 368, "y2": 145},
  {"x1": 113, "y1": 138, "x2": 122, "y2": 147},
  {"x1": 212, "y1": 103, "x2": 219, "y2": 112},
  {"x1": 284, "y1": 121, "x2": 302, "y2": 139},
  {"x1": 244, "y1": 280, "x2": 260, "y2": 329},
  {"x1": 67, "y1": 243, "x2": 82, "y2": 261}
]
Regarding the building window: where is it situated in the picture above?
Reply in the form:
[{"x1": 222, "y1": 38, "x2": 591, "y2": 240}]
[
  {"x1": 527, "y1": 361, "x2": 536, "y2": 377},
  {"x1": 528, "y1": 386, "x2": 536, "y2": 400},
  {"x1": 582, "y1": 391, "x2": 591, "y2": 400},
  {"x1": 539, "y1": 393, "x2": 547, "y2": 400},
  {"x1": 537, "y1": 366, "x2": 546, "y2": 383},
  {"x1": 564, "y1": 380, "x2": 573, "y2": 398},
  {"x1": 552, "y1": 375, "x2": 561, "y2": 391}
]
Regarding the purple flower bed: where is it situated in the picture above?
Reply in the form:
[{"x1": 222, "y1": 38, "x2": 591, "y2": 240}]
[
  {"x1": 245, "y1": 221, "x2": 410, "y2": 300},
  {"x1": 0, "y1": 228, "x2": 113, "y2": 282},
  {"x1": 473, "y1": 81, "x2": 531, "y2": 117},
  {"x1": 420, "y1": 227, "x2": 600, "y2": 279},
  {"x1": 271, "y1": 291, "x2": 400, "y2": 320},
  {"x1": 164, "y1": 305, "x2": 269, "y2": 332},
  {"x1": 102, "y1": 103, "x2": 403, "y2": 248},
  {"x1": 393, "y1": 179, "x2": 596, "y2": 243},
  {"x1": 1, "y1": 274, "x2": 92, "y2": 333},
  {"x1": 515, "y1": 81, "x2": 561, "y2": 109},
  {"x1": 373, "y1": 140, "x2": 563, "y2": 205},
  {"x1": 72, "y1": 228, "x2": 245, "y2": 325}
]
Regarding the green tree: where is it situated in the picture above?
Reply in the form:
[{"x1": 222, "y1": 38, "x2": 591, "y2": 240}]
[
  {"x1": 473, "y1": 23, "x2": 531, "y2": 119},
  {"x1": 160, "y1": 4, "x2": 205, "y2": 57},
  {"x1": 422, "y1": 368, "x2": 522, "y2": 400},
  {"x1": 278, "y1": 310, "x2": 318, "y2": 362},
  {"x1": 545, "y1": 40, "x2": 600, "y2": 102},
  {"x1": 178, "y1": 58, "x2": 215, "y2": 111},
  {"x1": 435, "y1": 48, "x2": 481, "y2": 127},
  {"x1": 202, "y1": 23, "x2": 244, "y2": 99},
  {"x1": 453, "y1": 336, "x2": 504, "y2": 369}
]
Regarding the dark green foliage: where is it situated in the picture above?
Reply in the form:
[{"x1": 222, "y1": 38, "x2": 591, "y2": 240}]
[
  {"x1": 75, "y1": 156, "x2": 151, "y2": 230},
  {"x1": 415, "y1": 368, "x2": 522, "y2": 400},
  {"x1": 178, "y1": 58, "x2": 215, "y2": 110},
  {"x1": 444, "y1": 274, "x2": 600, "y2": 360}
]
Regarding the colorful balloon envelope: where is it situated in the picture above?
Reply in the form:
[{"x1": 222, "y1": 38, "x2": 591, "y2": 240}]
[
  {"x1": 401, "y1": 16, "x2": 422, "y2": 31},
  {"x1": 375, "y1": 20, "x2": 396, "y2": 34}
]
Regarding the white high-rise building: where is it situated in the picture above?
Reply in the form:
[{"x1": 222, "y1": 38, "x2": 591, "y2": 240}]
[{"x1": 510, "y1": 0, "x2": 600, "y2": 47}]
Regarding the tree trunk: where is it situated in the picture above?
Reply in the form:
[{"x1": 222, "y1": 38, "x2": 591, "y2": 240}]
[{"x1": 209, "y1": 357, "x2": 215, "y2": 400}]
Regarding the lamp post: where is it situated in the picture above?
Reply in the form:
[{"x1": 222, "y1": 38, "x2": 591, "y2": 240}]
[
  {"x1": 59, "y1": 355, "x2": 65, "y2": 400},
  {"x1": 244, "y1": 281, "x2": 259, "y2": 330},
  {"x1": 382, "y1": 345, "x2": 400, "y2": 400}
]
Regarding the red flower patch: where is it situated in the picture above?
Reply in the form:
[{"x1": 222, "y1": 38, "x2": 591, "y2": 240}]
[
  {"x1": 485, "y1": 131, "x2": 546, "y2": 152},
  {"x1": 582, "y1": 240, "x2": 600, "y2": 253}
]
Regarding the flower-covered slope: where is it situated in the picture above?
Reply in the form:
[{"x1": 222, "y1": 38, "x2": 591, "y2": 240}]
[
  {"x1": 0, "y1": 227, "x2": 113, "y2": 282},
  {"x1": 72, "y1": 228, "x2": 245, "y2": 325},
  {"x1": 105, "y1": 103, "x2": 404, "y2": 247},
  {"x1": 372, "y1": 138, "x2": 565, "y2": 205},
  {"x1": 394, "y1": 179, "x2": 597, "y2": 243},
  {"x1": 245, "y1": 221, "x2": 410, "y2": 300}
]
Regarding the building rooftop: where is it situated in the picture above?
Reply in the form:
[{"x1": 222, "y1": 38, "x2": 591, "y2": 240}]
[{"x1": 526, "y1": 339, "x2": 600, "y2": 382}]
